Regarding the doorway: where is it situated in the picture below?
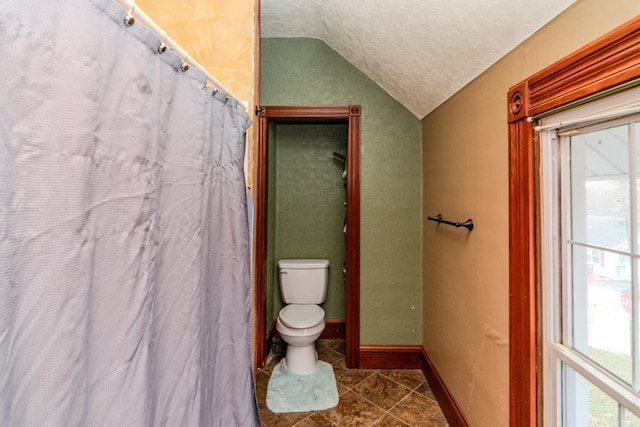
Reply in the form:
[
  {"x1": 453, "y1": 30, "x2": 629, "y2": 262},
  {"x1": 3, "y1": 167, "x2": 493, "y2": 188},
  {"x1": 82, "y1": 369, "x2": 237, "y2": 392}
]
[{"x1": 254, "y1": 105, "x2": 361, "y2": 370}]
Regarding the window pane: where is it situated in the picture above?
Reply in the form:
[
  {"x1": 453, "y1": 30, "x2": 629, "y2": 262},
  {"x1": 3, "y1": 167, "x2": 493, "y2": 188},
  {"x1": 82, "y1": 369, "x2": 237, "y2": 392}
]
[
  {"x1": 563, "y1": 364, "x2": 618, "y2": 427},
  {"x1": 626, "y1": 408, "x2": 640, "y2": 427},
  {"x1": 569, "y1": 123, "x2": 634, "y2": 386},
  {"x1": 570, "y1": 126, "x2": 630, "y2": 253},
  {"x1": 572, "y1": 246, "x2": 633, "y2": 384},
  {"x1": 636, "y1": 121, "x2": 640, "y2": 251}
]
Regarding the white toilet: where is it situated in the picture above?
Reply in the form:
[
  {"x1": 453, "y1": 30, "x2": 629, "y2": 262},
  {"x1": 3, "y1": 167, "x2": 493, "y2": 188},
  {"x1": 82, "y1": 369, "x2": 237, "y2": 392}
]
[{"x1": 276, "y1": 259, "x2": 329, "y2": 375}]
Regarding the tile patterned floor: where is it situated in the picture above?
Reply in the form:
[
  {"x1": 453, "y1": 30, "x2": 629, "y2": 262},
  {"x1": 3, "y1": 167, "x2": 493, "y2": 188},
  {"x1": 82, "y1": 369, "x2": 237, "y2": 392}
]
[{"x1": 256, "y1": 340, "x2": 449, "y2": 427}]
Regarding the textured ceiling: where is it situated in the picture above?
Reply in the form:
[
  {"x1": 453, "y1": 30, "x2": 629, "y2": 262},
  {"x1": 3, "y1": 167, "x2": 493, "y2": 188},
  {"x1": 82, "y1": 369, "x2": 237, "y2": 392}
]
[{"x1": 261, "y1": 0, "x2": 577, "y2": 119}]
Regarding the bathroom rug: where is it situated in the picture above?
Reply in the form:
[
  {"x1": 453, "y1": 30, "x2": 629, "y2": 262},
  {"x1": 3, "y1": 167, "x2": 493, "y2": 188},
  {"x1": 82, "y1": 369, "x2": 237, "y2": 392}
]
[{"x1": 266, "y1": 360, "x2": 339, "y2": 413}]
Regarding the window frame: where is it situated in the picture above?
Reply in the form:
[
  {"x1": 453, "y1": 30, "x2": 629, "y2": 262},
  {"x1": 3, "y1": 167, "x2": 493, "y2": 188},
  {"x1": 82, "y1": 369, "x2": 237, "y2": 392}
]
[
  {"x1": 539, "y1": 103, "x2": 640, "y2": 425},
  {"x1": 507, "y1": 15, "x2": 640, "y2": 426}
]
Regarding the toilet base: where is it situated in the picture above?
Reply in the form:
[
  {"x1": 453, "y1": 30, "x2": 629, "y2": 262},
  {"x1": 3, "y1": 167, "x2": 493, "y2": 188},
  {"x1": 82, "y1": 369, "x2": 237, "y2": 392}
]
[{"x1": 284, "y1": 343, "x2": 318, "y2": 375}]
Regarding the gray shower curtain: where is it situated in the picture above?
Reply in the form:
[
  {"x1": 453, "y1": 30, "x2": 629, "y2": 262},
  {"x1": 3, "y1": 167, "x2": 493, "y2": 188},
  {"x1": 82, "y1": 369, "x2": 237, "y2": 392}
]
[{"x1": 0, "y1": 0, "x2": 260, "y2": 425}]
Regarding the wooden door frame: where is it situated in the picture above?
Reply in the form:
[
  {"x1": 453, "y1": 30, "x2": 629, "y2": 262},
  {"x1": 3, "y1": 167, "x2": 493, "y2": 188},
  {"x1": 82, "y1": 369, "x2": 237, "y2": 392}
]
[
  {"x1": 253, "y1": 105, "x2": 361, "y2": 370},
  {"x1": 507, "y1": 16, "x2": 640, "y2": 426}
]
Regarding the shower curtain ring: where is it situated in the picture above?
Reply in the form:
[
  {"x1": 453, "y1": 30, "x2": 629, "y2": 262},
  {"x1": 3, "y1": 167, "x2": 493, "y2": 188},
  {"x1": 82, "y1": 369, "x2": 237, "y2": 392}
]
[
  {"x1": 180, "y1": 56, "x2": 190, "y2": 72},
  {"x1": 158, "y1": 34, "x2": 167, "y2": 54},
  {"x1": 124, "y1": 5, "x2": 136, "y2": 26}
]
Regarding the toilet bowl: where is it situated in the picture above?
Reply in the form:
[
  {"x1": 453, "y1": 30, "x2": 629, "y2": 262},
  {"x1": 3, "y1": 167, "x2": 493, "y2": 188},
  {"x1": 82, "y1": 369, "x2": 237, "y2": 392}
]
[
  {"x1": 276, "y1": 305, "x2": 325, "y2": 375},
  {"x1": 277, "y1": 259, "x2": 329, "y2": 375}
]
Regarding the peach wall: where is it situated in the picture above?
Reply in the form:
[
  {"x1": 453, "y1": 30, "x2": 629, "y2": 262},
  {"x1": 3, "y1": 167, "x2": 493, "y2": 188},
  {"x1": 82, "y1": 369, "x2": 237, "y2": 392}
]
[
  {"x1": 136, "y1": 0, "x2": 254, "y2": 106},
  {"x1": 421, "y1": 1, "x2": 640, "y2": 426},
  {"x1": 136, "y1": 0, "x2": 256, "y2": 191}
]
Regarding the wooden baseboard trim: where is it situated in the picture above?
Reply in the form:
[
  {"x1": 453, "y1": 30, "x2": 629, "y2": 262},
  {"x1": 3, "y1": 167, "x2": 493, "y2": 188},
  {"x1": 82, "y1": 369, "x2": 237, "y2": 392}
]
[
  {"x1": 266, "y1": 319, "x2": 344, "y2": 360},
  {"x1": 358, "y1": 345, "x2": 422, "y2": 369},
  {"x1": 420, "y1": 348, "x2": 470, "y2": 427},
  {"x1": 320, "y1": 320, "x2": 346, "y2": 340}
]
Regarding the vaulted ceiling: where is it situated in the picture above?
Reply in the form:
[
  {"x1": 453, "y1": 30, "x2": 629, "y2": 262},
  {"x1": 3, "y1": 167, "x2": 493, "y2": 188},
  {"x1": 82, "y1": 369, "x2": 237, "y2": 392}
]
[{"x1": 261, "y1": 0, "x2": 577, "y2": 119}]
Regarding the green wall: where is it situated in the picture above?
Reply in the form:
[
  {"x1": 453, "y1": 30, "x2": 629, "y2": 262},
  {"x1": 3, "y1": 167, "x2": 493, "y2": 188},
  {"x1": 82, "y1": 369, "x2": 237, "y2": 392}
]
[
  {"x1": 261, "y1": 38, "x2": 422, "y2": 344},
  {"x1": 270, "y1": 124, "x2": 347, "y2": 320},
  {"x1": 266, "y1": 123, "x2": 277, "y2": 324}
]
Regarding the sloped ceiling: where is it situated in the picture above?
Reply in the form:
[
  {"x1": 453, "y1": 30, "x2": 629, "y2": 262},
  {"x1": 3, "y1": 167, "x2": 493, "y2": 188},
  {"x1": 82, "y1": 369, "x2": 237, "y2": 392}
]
[{"x1": 261, "y1": 0, "x2": 577, "y2": 119}]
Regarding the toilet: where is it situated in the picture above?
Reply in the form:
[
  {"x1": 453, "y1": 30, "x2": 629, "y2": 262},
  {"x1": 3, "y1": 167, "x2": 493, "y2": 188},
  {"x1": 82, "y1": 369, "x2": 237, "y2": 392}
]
[{"x1": 276, "y1": 259, "x2": 329, "y2": 375}]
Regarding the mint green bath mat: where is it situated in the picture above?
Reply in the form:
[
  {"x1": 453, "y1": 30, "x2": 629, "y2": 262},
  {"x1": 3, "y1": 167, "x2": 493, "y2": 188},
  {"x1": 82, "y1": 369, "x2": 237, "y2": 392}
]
[{"x1": 266, "y1": 360, "x2": 339, "y2": 413}]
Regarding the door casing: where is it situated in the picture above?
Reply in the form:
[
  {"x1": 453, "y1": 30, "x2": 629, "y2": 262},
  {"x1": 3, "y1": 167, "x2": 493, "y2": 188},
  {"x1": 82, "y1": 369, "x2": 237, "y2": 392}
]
[{"x1": 253, "y1": 105, "x2": 361, "y2": 369}]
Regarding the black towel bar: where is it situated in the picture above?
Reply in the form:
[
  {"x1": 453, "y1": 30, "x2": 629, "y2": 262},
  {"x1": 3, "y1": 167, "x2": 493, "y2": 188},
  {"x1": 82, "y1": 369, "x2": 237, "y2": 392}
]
[{"x1": 427, "y1": 213, "x2": 474, "y2": 231}]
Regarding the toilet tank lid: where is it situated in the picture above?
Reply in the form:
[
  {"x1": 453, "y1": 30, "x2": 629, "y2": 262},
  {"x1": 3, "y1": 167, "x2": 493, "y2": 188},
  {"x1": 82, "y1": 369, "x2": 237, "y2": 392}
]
[{"x1": 278, "y1": 259, "x2": 330, "y2": 269}]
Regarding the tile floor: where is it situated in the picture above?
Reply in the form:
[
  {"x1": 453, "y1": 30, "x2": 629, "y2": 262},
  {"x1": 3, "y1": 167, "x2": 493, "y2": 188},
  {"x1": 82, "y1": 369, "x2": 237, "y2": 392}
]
[{"x1": 256, "y1": 340, "x2": 449, "y2": 427}]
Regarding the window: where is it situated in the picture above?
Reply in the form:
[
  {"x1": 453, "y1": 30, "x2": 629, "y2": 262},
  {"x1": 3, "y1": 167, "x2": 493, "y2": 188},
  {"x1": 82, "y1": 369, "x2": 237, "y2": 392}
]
[
  {"x1": 587, "y1": 248, "x2": 601, "y2": 267},
  {"x1": 541, "y1": 89, "x2": 640, "y2": 426}
]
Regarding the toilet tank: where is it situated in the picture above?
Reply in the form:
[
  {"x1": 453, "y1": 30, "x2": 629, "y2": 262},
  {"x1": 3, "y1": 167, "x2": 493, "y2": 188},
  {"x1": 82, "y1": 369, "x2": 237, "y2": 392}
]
[{"x1": 278, "y1": 259, "x2": 329, "y2": 304}]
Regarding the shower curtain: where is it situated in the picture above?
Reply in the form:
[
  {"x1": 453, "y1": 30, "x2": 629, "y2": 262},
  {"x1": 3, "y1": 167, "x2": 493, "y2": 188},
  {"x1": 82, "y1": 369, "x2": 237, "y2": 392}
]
[{"x1": 0, "y1": 0, "x2": 260, "y2": 425}]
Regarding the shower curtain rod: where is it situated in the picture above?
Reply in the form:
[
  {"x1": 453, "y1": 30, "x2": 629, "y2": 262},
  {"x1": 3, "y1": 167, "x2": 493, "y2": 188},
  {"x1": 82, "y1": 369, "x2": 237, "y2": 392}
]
[{"x1": 115, "y1": 0, "x2": 247, "y2": 112}]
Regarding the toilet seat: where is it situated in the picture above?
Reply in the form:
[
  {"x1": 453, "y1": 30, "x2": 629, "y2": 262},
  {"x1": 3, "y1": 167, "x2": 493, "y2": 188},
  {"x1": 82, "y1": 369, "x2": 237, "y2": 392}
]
[{"x1": 278, "y1": 304, "x2": 324, "y2": 328}]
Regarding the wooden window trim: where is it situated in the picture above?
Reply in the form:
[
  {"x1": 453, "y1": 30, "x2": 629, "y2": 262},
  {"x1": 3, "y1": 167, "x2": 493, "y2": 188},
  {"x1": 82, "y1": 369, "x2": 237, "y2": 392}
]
[{"x1": 507, "y1": 15, "x2": 640, "y2": 427}]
